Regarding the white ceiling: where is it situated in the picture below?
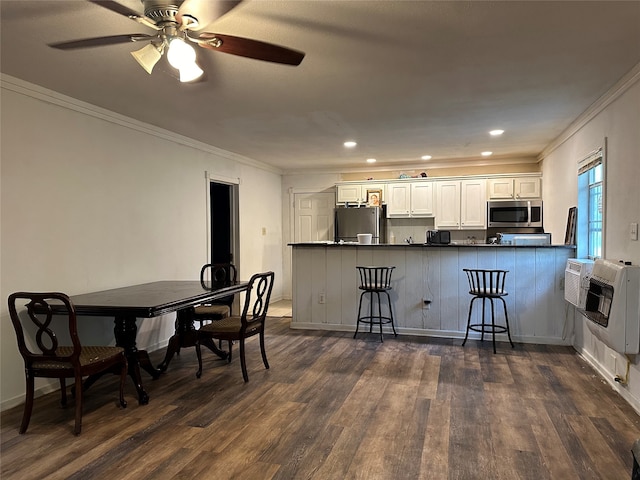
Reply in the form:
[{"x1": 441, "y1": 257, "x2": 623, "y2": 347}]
[{"x1": 2, "y1": 1, "x2": 640, "y2": 173}]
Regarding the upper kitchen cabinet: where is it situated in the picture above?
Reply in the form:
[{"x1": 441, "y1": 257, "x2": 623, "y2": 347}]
[
  {"x1": 386, "y1": 181, "x2": 434, "y2": 217},
  {"x1": 336, "y1": 182, "x2": 386, "y2": 205},
  {"x1": 435, "y1": 179, "x2": 487, "y2": 229},
  {"x1": 487, "y1": 175, "x2": 541, "y2": 199}
]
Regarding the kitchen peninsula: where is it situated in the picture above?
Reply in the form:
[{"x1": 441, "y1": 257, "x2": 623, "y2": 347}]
[{"x1": 290, "y1": 242, "x2": 574, "y2": 344}]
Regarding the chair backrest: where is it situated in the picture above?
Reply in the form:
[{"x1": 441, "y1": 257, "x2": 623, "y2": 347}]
[
  {"x1": 240, "y1": 271, "x2": 275, "y2": 328},
  {"x1": 463, "y1": 269, "x2": 509, "y2": 296},
  {"x1": 8, "y1": 292, "x2": 81, "y2": 367},
  {"x1": 200, "y1": 263, "x2": 238, "y2": 289},
  {"x1": 357, "y1": 266, "x2": 395, "y2": 290}
]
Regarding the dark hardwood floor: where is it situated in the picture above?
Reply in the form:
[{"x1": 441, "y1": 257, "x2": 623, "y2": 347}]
[{"x1": 2, "y1": 315, "x2": 640, "y2": 479}]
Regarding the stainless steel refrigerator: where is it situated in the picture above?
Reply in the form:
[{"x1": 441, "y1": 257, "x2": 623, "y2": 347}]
[{"x1": 334, "y1": 206, "x2": 386, "y2": 243}]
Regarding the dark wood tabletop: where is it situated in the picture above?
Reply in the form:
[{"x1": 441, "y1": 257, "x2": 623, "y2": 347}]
[{"x1": 66, "y1": 280, "x2": 249, "y2": 318}]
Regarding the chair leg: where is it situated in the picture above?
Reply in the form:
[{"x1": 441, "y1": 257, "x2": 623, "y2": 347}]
[
  {"x1": 73, "y1": 375, "x2": 83, "y2": 435},
  {"x1": 385, "y1": 291, "x2": 397, "y2": 337},
  {"x1": 376, "y1": 292, "x2": 384, "y2": 342},
  {"x1": 19, "y1": 373, "x2": 35, "y2": 434},
  {"x1": 119, "y1": 359, "x2": 128, "y2": 408},
  {"x1": 259, "y1": 329, "x2": 270, "y2": 370},
  {"x1": 239, "y1": 338, "x2": 249, "y2": 382},
  {"x1": 462, "y1": 296, "x2": 477, "y2": 346},
  {"x1": 59, "y1": 378, "x2": 67, "y2": 406},
  {"x1": 490, "y1": 298, "x2": 497, "y2": 354},
  {"x1": 227, "y1": 340, "x2": 233, "y2": 363},
  {"x1": 354, "y1": 291, "x2": 365, "y2": 339},
  {"x1": 195, "y1": 341, "x2": 203, "y2": 378},
  {"x1": 500, "y1": 297, "x2": 515, "y2": 348},
  {"x1": 481, "y1": 297, "x2": 487, "y2": 342}
]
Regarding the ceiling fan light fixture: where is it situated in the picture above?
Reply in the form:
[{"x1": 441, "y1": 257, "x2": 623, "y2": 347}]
[
  {"x1": 178, "y1": 62, "x2": 204, "y2": 82},
  {"x1": 167, "y1": 37, "x2": 196, "y2": 69},
  {"x1": 131, "y1": 43, "x2": 162, "y2": 74}
]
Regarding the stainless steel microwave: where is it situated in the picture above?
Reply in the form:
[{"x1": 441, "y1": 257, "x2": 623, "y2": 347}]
[{"x1": 487, "y1": 200, "x2": 543, "y2": 228}]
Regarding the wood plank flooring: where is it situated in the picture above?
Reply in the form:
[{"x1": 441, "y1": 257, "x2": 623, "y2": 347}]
[{"x1": 2, "y1": 313, "x2": 640, "y2": 479}]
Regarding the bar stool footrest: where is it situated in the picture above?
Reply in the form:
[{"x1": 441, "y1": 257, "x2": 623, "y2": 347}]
[
  {"x1": 356, "y1": 316, "x2": 394, "y2": 326},
  {"x1": 467, "y1": 324, "x2": 509, "y2": 335}
]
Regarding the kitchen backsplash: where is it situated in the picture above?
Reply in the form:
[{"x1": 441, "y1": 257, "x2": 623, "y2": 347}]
[{"x1": 386, "y1": 218, "x2": 485, "y2": 244}]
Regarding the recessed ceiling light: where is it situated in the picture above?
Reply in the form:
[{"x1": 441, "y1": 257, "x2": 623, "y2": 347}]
[
  {"x1": 366, "y1": 158, "x2": 377, "y2": 163},
  {"x1": 489, "y1": 129, "x2": 504, "y2": 136},
  {"x1": 421, "y1": 155, "x2": 432, "y2": 160},
  {"x1": 344, "y1": 141, "x2": 357, "y2": 148},
  {"x1": 481, "y1": 151, "x2": 493, "y2": 156}
]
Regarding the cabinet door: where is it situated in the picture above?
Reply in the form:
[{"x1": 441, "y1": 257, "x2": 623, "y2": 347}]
[
  {"x1": 460, "y1": 179, "x2": 487, "y2": 228},
  {"x1": 410, "y1": 182, "x2": 434, "y2": 216},
  {"x1": 336, "y1": 184, "x2": 362, "y2": 204},
  {"x1": 386, "y1": 183, "x2": 411, "y2": 217},
  {"x1": 435, "y1": 181, "x2": 460, "y2": 228},
  {"x1": 514, "y1": 177, "x2": 541, "y2": 199},
  {"x1": 488, "y1": 178, "x2": 515, "y2": 199}
]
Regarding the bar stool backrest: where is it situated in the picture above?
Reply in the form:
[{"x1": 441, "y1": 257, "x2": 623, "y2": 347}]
[
  {"x1": 357, "y1": 266, "x2": 395, "y2": 291},
  {"x1": 463, "y1": 269, "x2": 508, "y2": 297}
]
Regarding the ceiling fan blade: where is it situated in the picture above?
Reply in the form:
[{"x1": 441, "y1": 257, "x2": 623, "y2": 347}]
[
  {"x1": 197, "y1": 33, "x2": 305, "y2": 66},
  {"x1": 89, "y1": 0, "x2": 143, "y2": 20},
  {"x1": 177, "y1": 0, "x2": 243, "y2": 31},
  {"x1": 49, "y1": 34, "x2": 155, "y2": 50},
  {"x1": 88, "y1": 0, "x2": 159, "y2": 29}
]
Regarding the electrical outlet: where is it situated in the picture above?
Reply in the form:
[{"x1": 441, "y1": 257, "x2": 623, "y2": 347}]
[
  {"x1": 319, "y1": 292, "x2": 326, "y2": 304},
  {"x1": 631, "y1": 223, "x2": 638, "y2": 241},
  {"x1": 559, "y1": 276, "x2": 565, "y2": 291}
]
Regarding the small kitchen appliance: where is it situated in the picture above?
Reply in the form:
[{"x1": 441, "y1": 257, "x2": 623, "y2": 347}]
[{"x1": 426, "y1": 230, "x2": 451, "y2": 245}]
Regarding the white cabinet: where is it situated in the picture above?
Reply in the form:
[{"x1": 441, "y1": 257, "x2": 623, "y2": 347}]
[
  {"x1": 460, "y1": 179, "x2": 487, "y2": 228},
  {"x1": 514, "y1": 177, "x2": 541, "y2": 199},
  {"x1": 435, "y1": 179, "x2": 486, "y2": 229},
  {"x1": 411, "y1": 182, "x2": 434, "y2": 216},
  {"x1": 434, "y1": 181, "x2": 460, "y2": 227},
  {"x1": 336, "y1": 183, "x2": 386, "y2": 205},
  {"x1": 336, "y1": 184, "x2": 363, "y2": 204},
  {"x1": 488, "y1": 176, "x2": 541, "y2": 199},
  {"x1": 386, "y1": 183, "x2": 411, "y2": 216},
  {"x1": 386, "y1": 181, "x2": 434, "y2": 217}
]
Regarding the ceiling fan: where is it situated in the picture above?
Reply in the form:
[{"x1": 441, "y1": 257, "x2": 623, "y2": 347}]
[{"x1": 48, "y1": 0, "x2": 305, "y2": 82}]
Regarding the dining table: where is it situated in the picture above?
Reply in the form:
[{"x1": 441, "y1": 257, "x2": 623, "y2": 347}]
[{"x1": 58, "y1": 280, "x2": 249, "y2": 405}]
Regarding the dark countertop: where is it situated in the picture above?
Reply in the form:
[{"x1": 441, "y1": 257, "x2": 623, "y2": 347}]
[{"x1": 289, "y1": 242, "x2": 575, "y2": 248}]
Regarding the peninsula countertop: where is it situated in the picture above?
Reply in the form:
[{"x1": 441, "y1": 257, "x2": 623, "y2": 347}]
[{"x1": 289, "y1": 241, "x2": 575, "y2": 248}]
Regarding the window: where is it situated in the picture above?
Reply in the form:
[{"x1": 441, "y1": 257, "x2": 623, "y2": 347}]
[{"x1": 577, "y1": 148, "x2": 604, "y2": 259}]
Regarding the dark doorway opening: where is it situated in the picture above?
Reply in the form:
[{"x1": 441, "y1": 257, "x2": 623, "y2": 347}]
[{"x1": 210, "y1": 182, "x2": 233, "y2": 264}]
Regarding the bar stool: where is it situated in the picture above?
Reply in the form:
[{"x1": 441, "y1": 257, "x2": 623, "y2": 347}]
[
  {"x1": 354, "y1": 266, "x2": 397, "y2": 342},
  {"x1": 461, "y1": 268, "x2": 514, "y2": 353}
]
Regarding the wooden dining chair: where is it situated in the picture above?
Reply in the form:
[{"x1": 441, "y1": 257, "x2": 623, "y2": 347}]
[
  {"x1": 8, "y1": 292, "x2": 128, "y2": 435},
  {"x1": 195, "y1": 271, "x2": 274, "y2": 382},
  {"x1": 193, "y1": 263, "x2": 238, "y2": 326}
]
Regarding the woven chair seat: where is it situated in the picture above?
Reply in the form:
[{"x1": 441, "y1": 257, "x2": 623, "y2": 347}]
[
  {"x1": 198, "y1": 316, "x2": 261, "y2": 335},
  {"x1": 32, "y1": 346, "x2": 125, "y2": 369},
  {"x1": 194, "y1": 304, "x2": 230, "y2": 317}
]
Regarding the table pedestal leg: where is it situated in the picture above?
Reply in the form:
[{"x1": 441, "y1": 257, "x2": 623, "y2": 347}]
[
  {"x1": 157, "y1": 307, "x2": 228, "y2": 372},
  {"x1": 114, "y1": 314, "x2": 160, "y2": 405}
]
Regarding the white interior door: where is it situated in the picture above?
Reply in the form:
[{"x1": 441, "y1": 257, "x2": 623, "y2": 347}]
[{"x1": 294, "y1": 192, "x2": 335, "y2": 242}]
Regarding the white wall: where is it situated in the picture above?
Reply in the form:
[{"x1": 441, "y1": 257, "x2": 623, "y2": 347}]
[
  {"x1": 541, "y1": 66, "x2": 640, "y2": 412},
  {"x1": 0, "y1": 76, "x2": 284, "y2": 410}
]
